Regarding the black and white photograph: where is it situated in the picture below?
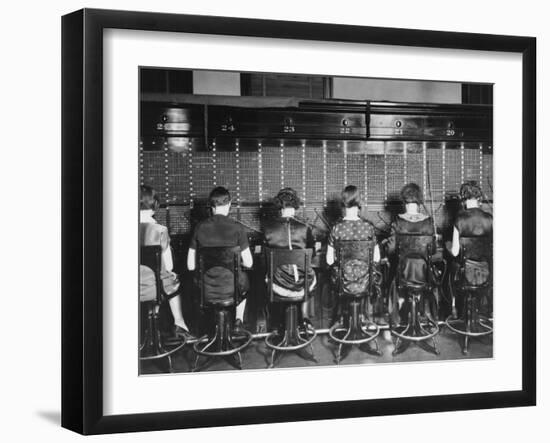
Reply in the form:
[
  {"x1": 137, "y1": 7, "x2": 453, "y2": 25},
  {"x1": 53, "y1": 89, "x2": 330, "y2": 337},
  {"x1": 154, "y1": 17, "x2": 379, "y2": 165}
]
[
  {"x1": 1, "y1": 0, "x2": 546, "y2": 439},
  {"x1": 57, "y1": 5, "x2": 537, "y2": 435},
  {"x1": 138, "y1": 68, "x2": 494, "y2": 374}
]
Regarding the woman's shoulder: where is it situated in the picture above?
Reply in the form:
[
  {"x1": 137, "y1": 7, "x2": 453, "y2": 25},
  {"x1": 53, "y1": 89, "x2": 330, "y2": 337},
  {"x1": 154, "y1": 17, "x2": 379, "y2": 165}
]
[
  {"x1": 139, "y1": 222, "x2": 169, "y2": 246},
  {"x1": 332, "y1": 219, "x2": 346, "y2": 229},
  {"x1": 263, "y1": 217, "x2": 293, "y2": 236},
  {"x1": 397, "y1": 213, "x2": 430, "y2": 223},
  {"x1": 140, "y1": 222, "x2": 167, "y2": 233},
  {"x1": 264, "y1": 217, "x2": 284, "y2": 229},
  {"x1": 332, "y1": 218, "x2": 374, "y2": 237},
  {"x1": 331, "y1": 219, "x2": 353, "y2": 232},
  {"x1": 359, "y1": 218, "x2": 374, "y2": 228},
  {"x1": 457, "y1": 207, "x2": 493, "y2": 222},
  {"x1": 394, "y1": 213, "x2": 433, "y2": 234}
]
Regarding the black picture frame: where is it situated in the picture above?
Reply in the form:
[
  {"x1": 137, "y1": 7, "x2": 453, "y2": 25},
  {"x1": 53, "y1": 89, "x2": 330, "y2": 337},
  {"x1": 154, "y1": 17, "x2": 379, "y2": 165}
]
[{"x1": 61, "y1": 8, "x2": 536, "y2": 435}]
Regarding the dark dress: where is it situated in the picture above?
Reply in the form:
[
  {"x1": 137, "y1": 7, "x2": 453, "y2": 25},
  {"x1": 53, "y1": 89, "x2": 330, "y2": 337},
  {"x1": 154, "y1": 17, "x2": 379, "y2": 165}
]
[
  {"x1": 190, "y1": 214, "x2": 250, "y2": 303},
  {"x1": 453, "y1": 207, "x2": 493, "y2": 289},
  {"x1": 455, "y1": 207, "x2": 493, "y2": 238},
  {"x1": 263, "y1": 216, "x2": 316, "y2": 297},
  {"x1": 386, "y1": 214, "x2": 436, "y2": 323}
]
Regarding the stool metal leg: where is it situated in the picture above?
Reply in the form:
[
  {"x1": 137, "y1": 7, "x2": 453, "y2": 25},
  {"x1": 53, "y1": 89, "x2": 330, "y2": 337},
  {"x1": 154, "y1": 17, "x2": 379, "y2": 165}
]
[
  {"x1": 336, "y1": 317, "x2": 353, "y2": 364},
  {"x1": 193, "y1": 328, "x2": 219, "y2": 372},
  {"x1": 464, "y1": 294, "x2": 473, "y2": 354},
  {"x1": 140, "y1": 304, "x2": 185, "y2": 372},
  {"x1": 329, "y1": 299, "x2": 381, "y2": 364},
  {"x1": 445, "y1": 291, "x2": 493, "y2": 354},
  {"x1": 269, "y1": 330, "x2": 288, "y2": 369},
  {"x1": 193, "y1": 308, "x2": 253, "y2": 372},
  {"x1": 392, "y1": 312, "x2": 411, "y2": 356},
  {"x1": 391, "y1": 292, "x2": 439, "y2": 356},
  {"x1": 265, "y1": 304, "x2": 317, "y2": 368}
]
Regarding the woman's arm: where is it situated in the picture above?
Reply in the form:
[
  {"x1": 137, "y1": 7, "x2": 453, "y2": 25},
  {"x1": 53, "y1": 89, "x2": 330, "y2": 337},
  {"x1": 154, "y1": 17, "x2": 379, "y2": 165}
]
[
  {"x1": 160, "y1": 229, "x2": 174, "y2": 272},
  {"x1": 162, "y1": 247, "x2": 174, "y2": 272},
  {"x1": 326, "y1": 245, "x2": 335, "y2": 266},
  {"x1": 326, "y1": 224, "x2": 337, "y2": 265},
  {"x1": 241, "y1": 247, "x2": 253, "y2": 269},
  {"x1": 451, "y1": 226, "x2": 460, "y2": 257},
  {"x1": 373, "y1": 244, "x2": 381, "y2": 263},
  {"x1": 187, "y1": 248, "x2": 196, "y2": 271}
]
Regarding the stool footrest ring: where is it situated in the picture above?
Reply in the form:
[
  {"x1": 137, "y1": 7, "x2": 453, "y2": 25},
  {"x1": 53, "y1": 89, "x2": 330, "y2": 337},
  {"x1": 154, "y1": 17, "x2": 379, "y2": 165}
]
[
  {"x1": 265, "y1": 327, "x2": 317, "y2": 351},
  {"x1": 193, "y1": 329, "x2": 253, "y2": 357},
  {"x1": 445, "y1": 315, "x2": 493, "y2": 337},
  {"x1": 328, "y1": 322, "x2": 380, "y2": 345},
  {"x1": 390, "y1": 319, "x2": 439, "y2": 342},
  {"x1": 140, "y1": 338, "x2": 186, "y2": 361}
]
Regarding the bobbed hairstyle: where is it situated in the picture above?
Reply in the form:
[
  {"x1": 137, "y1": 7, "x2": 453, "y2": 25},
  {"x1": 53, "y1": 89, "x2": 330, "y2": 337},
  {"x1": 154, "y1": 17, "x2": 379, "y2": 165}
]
[
  {"x1": 274, "y1": 187, "x2": 300, "y2": 210},
  {"x1": 460, "y1": 180, "x2": 483, "y2": 201},
  {"x1": 140, "y1": 185, "x2": 160, "y2": 211},
  {"x1": 208, "y1": 186, "x2": 231, "y2": 207},
  {"x1": 400, "y1": 183, "x2": 423, "y2": 204},
  {"x1": 341, "y1": 185, "x2": 361, "y2": 209}
]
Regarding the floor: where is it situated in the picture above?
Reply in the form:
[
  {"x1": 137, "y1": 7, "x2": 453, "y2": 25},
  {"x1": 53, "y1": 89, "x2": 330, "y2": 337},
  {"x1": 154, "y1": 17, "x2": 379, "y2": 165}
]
[{"x1": 140, "y1": 326, "x2": 493, "y2": 374}]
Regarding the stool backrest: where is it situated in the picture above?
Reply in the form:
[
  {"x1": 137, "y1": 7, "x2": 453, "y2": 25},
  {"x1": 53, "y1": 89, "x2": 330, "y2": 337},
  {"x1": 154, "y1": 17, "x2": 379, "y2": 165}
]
[
  {"x1": 459, "y1": 235, "x2": 492, "y2": 288},
  {"x1": 197, "y1": 246, "x2": 241, "y2": 308},
  {"x1": 459, "y1": 235, "x2": 492, "y2": 262},
  {"x1": 265, "y1": 247, "x2": 313, "y2": 303},
  {"x1": 396, "y1": 233, "x2": 434, "y2": 286},
  {"x1": 335, "y1": 240, "x2": 374, "y2": 297},
  {"x1": 140, "y1": 245, "x2": 164, "y2": 304}
]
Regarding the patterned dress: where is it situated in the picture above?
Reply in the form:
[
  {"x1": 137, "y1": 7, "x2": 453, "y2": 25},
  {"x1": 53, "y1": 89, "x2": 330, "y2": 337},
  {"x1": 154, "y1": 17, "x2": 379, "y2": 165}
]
[{"x1": 328, "y1": 219, "x2": 376, "y2": 294}]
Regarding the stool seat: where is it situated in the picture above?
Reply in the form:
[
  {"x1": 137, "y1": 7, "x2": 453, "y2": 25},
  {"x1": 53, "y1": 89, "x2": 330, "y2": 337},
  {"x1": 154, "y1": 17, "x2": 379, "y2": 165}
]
[
  {"x1": 209, "y1": 299, "x2": 235, "y2": 308},
  {"x1": 461, "y1": 283, "x2": 490, "y2": 291},
  {"x1": 402, "y1": 281, "x2": 426, "y2": 290},
  {"x1": 342, "y1": 291, "x2": 366, "y2": 300},
  {"x1": 272, "y1": 294, "x2": 305, "y2": 303}
]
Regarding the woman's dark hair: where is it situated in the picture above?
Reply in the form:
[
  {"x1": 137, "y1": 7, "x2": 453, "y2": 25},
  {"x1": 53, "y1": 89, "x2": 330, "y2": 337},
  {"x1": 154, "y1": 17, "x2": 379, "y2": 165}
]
[
  {"x1": 274, "y1": 187, "x2": 300, "y2": 210},
  {"x1": 208, "y1": 186, "x2": 232, "y2": 207},
  {"x1": 140, "y1": 185, "x2": 160, "y2": 211},
  {"x1": 460, "y1": 180, "x2": 483, "y2": 201},
  {"x1": 400, "y1": 183, "x2": 423, "y2": 204},
  {"x1": 341, "y1": 185, "x2": 361, "y2": 209}
]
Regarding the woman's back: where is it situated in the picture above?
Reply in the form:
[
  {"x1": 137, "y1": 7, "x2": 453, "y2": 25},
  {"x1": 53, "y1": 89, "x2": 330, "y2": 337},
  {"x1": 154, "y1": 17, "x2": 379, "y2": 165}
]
[
  {"x1": 455, "y1": 207, "x2": 492, "y2": 237},
  {"x1": 394, "y1": 214, "x2": 434, "y2": 236},
  {"x1": 329, "y1": 218, "x2": 375, "y2": 244},
  {"x1": 263, "y1": 217, "x2": 313, "y2": 250}
]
